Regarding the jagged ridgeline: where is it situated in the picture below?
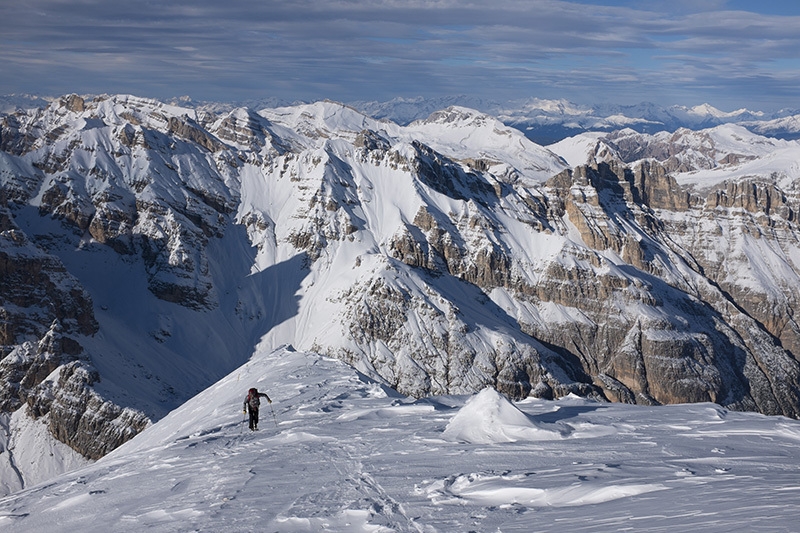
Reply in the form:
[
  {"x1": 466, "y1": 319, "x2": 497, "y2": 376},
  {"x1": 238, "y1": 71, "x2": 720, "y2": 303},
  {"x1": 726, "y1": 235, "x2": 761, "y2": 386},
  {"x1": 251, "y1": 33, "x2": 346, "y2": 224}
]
[{"x1": 2, "y1": 94, "x2": 800, "y2": 464}]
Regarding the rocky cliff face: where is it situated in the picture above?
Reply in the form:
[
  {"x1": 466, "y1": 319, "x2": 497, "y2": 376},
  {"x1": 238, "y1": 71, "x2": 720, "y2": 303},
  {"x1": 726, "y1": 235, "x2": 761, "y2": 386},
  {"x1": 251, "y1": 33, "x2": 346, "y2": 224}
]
[
  {"x1": 2, "y1": 95, "x2": 800, "y2": 482},
  {"x1": 548, "y1": 127, "x2": 800, "y2": 413},
  {"x1": 0, "y1": 197, "x2": 150, "y2": 463},
  {"x1": 537, "y1": 159, "x2": 800, "y2": 415}
]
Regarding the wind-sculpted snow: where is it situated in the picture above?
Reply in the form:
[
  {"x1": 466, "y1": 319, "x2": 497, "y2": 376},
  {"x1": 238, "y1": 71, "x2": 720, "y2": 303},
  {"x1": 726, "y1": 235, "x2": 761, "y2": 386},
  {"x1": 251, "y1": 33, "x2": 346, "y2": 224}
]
[
  {"x1": 2, "y1": 347, "x2": 800, "y2": 532},
  {"x1": 443, "y1": 387, "x2": 566, "y2": 443},
  {"x1": 2, "y1": 93, "x2": 800, "y2": 496}
]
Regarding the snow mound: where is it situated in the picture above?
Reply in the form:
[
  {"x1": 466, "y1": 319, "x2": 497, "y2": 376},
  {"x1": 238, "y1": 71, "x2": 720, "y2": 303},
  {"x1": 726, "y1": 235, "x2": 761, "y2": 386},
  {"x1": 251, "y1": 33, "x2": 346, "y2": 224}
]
[{"x1": 443, "y1": 388, "x2": 562, "y2": 443}]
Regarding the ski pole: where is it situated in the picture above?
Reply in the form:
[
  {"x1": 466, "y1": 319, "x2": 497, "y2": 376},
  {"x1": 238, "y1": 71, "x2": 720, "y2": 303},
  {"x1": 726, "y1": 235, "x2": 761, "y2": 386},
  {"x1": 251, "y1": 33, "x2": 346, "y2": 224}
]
[
  {"x1": 240, "y1": 409, "x2": 246, "y2": 435},
  {"x1": 269, "y1": 403, "x2": 278, "y2": 428}
]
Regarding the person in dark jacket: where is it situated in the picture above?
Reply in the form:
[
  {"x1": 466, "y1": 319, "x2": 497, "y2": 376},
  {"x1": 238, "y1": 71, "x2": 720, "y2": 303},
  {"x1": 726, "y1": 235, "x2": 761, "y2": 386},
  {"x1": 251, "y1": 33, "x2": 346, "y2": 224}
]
[{"x1": 243, "y1": 387, "x2": 272, "y2": 431}]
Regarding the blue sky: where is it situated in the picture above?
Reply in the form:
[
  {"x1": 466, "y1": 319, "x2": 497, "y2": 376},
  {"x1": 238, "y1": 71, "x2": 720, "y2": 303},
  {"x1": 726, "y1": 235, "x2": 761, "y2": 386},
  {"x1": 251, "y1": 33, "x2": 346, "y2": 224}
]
[{"x1": 2, "y1": 0, "x2": 799, "y2": 111}]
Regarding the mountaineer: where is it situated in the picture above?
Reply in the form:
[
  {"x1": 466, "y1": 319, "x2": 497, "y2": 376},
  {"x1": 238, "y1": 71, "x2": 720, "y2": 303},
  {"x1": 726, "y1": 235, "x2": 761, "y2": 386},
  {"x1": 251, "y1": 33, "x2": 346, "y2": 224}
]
[{"x1": 243, "y1": 387, "x2": 272, "y2": 431}]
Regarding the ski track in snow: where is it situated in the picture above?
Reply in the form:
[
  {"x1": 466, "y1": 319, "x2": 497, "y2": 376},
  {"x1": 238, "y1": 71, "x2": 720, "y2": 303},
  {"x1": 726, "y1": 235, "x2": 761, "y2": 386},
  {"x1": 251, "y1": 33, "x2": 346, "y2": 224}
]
[{"x1": 2, "y1": 347, "x2": 800, "y2": 532}]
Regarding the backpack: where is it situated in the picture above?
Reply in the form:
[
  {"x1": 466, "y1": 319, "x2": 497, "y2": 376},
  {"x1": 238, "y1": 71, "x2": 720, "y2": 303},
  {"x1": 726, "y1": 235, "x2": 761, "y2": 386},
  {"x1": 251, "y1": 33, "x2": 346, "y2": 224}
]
[{"x1": 247, "y1": 388, "x2": 260, "y2": 409}]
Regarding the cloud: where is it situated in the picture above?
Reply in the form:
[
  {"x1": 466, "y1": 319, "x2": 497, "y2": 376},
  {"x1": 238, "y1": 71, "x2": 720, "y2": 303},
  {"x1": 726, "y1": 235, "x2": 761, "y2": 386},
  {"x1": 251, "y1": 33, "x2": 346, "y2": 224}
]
[{"x1": 1, "y1": 0, "x2": 798, "y2": 110}]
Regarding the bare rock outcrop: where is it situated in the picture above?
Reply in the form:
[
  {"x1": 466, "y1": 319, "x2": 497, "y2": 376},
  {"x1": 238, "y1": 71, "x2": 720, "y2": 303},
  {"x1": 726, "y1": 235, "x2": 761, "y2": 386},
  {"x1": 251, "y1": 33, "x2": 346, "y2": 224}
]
[{"x1": 27, "y1": 360, "x2": 151, "y2": 460}]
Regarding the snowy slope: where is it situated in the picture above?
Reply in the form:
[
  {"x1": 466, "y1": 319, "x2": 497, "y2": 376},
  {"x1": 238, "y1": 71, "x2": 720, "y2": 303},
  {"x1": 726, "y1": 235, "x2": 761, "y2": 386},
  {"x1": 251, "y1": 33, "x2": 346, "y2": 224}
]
[
  {"x1": 671, "y1": 126, "x2": 800, "y2": 189},
  {"x1": 546, "y1": 131, "x2": 614, "y2": 168},
  {"x1": 2, "y1": 345, "x2": 800, "y2": 532},
  {"x1": 0, "y1": 410, "x2": 89, "y2": 495},
  {"x1": 404, "y1": 106, "x2": 568, "y2": 184}
]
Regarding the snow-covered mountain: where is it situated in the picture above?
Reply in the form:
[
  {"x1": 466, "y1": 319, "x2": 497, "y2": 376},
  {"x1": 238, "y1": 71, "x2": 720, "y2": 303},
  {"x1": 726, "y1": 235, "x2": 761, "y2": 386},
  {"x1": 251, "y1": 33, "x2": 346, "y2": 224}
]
[
  {"x1": 2, "y1": 94, "x2": 800, "y2": 497},
  {"x1": 2, "y1": 345, "x2": 800, "y2": 532},
  {"x1": 350, "y1": 95, "x2": 500, "y2": 127},
  {"x1": 350, "y1": 96, "x2": 800, "y2": 144},
  {"x1": 505, "y1": 99, "x2": 800, "y2": 142},
  {"x1": 549, "y1": 123, "x2": 800, "y2": 188},
  {"x1": 0, "y1": 94, "x2": 54, "y2": 115}
]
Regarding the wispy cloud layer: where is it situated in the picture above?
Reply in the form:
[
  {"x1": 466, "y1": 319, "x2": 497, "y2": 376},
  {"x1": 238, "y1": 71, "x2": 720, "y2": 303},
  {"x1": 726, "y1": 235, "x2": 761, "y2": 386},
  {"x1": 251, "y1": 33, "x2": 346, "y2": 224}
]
[{"x1": 1, "y1": 0, "x2": 798, "y2": 110}]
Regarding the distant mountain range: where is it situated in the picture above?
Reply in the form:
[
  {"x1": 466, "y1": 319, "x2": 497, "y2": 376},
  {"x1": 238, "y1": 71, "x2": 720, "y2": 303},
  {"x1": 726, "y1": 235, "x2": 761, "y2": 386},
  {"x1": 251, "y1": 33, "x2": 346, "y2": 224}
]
[
  {"x1": 350, "y1": 96, "x2": 800, "y2": 144},
  {"x1": 4, "y1": 93, "x2": 799, "y2": 145}
]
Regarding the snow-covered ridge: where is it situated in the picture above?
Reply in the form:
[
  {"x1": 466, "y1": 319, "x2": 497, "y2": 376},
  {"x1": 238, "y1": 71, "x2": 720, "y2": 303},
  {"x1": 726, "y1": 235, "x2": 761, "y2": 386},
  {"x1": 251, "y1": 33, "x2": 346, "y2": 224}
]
[
  {"x1": 2, "y1": 345, "x2": 800, "y2": 532},
  {"x1": 549, "y1": 123, "x2": 800, "y2": 189},
  {"x1": 405, "y1": 106, "x2": 569, "y2": 182}
]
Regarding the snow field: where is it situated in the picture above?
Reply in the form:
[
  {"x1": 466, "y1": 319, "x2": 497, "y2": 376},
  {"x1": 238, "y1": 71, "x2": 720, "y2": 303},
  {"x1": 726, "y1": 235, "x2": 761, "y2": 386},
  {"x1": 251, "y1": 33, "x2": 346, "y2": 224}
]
[{"x1": 2, "y1": 346, "x2": 800, "y2": 532}]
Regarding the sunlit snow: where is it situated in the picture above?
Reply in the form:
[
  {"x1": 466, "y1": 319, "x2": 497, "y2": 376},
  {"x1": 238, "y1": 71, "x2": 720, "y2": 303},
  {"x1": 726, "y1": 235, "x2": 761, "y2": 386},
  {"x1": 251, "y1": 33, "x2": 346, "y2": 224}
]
[{"x1": 2, "y1": 346, "x2": 800, "y2": 532}]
